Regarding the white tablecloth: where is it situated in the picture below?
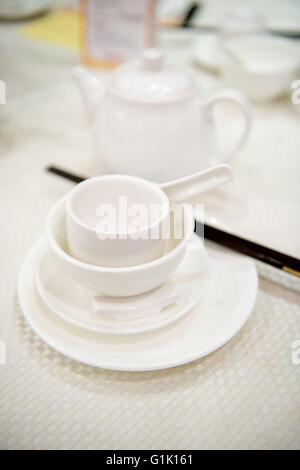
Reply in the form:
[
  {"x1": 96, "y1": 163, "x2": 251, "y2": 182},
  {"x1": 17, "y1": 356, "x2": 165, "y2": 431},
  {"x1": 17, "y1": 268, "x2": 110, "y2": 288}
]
[{"x1": 0, "y1": 18, "x2": 299, "y2": 450}]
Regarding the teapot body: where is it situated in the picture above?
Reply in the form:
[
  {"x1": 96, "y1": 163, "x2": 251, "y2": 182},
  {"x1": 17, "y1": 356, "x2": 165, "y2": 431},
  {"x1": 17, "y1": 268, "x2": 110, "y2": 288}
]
[
  {"x1": 72, "y1": 51, "x2": 252, "y2": 183},
  {"x1": 93, "y1": 90, "x2": 214, "y2": 183}
]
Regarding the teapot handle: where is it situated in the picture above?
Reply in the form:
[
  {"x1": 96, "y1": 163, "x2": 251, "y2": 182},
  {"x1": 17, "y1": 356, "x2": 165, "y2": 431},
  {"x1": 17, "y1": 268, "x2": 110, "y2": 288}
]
[{"x1": 201, "y1": 89, "x2": 252, "y2": 163}]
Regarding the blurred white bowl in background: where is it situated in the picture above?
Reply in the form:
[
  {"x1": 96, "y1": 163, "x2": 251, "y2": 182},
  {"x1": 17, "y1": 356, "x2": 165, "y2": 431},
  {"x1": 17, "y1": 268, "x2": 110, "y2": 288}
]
[{"x1": 221, "y1": 35, "x2": 300, "y2": 102}]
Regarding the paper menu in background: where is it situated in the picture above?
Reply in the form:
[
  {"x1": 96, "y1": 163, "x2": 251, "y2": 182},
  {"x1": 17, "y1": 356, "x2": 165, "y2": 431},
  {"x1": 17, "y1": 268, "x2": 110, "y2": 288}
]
[{"x1": 82, "y1": 0, "x2": 148, "y2": 68}]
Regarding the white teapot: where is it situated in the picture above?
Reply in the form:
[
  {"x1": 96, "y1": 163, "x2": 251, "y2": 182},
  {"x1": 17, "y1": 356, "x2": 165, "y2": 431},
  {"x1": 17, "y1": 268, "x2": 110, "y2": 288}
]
[{"x1": 73, "y1": 49, "x2": 252, "y2": 183}]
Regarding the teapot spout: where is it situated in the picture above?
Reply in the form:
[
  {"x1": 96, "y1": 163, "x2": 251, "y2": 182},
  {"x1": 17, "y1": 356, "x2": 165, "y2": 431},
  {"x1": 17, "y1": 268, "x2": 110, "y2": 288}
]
[{"x1": 71, "y1": 66, "x2": 104, "y2": 121}]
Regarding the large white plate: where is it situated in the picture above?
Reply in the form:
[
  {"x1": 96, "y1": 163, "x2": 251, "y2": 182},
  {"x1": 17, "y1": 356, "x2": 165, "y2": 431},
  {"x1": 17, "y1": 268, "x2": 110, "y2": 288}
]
[{"x1": 18, "y1": 238, "x2": 258, "y2": 371}]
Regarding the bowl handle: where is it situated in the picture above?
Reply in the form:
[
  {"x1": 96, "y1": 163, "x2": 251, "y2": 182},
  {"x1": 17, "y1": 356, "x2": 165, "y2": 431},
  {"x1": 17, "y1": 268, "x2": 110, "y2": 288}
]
[{"x1": 201, "y1": 88, "x2": 252, "y2": 163}]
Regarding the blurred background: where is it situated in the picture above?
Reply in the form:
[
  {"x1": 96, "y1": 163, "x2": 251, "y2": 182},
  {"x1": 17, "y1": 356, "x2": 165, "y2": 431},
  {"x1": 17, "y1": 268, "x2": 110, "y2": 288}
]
[{"x1": 0, "y1": 0, "x2": 299, "y2": 255}]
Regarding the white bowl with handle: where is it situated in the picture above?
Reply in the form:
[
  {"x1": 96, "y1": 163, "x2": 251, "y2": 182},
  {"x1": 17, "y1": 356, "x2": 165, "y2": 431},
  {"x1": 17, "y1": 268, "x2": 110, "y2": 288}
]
[{"x1": 46, "y1": 196, "x2": 195, "y2": 297}]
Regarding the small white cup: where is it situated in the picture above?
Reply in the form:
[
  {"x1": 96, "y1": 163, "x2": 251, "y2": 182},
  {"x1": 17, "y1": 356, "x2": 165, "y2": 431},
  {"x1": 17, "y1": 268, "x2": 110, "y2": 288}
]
[
  {"x1": 65, "y1": 175, "x2": 170, "y2": 268},
  {"x1": 47, "y1": 196, "x2": 194, "y2": 297}
]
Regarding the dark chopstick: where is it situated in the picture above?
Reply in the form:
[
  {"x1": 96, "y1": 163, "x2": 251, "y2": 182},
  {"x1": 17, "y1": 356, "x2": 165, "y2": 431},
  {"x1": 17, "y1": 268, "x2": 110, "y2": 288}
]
[
  {"x1": 181, "y1": 2, "x2": 201, "y2": 28},
  {"x1": 47, "y1": 165, "x2": 86, "y2": 183},
  {"x1": 46, "y1": 165, "x2": 300, "y2": 278},
  {"x1": 160, "y1": 20, "x2": 300, "y2": 39},
  {"x1": 194, "y1": 221, "x2": 300, "y2": 277}
]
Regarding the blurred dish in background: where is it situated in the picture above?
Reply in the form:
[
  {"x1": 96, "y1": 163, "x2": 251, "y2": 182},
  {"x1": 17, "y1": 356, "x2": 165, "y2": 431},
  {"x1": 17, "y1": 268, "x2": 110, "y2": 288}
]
[
  {"x1": 0, "y1": 0, "x2": 58, "y2": 20},
  {"x1": 219, "y1": 7, "x2": 267, "y2": 39},
  {"x1": 193, "y1": 32, "x2": 221, "y2": 73},
  {"x1": 221, "y1": 35, "x2": 300, "y2": 103},
  {"x1": 193, "y1": 8, "x2": 300, "y2": 103},
  {"x1": 193, "y1": 7, "x2": 267, "y2": 73}
]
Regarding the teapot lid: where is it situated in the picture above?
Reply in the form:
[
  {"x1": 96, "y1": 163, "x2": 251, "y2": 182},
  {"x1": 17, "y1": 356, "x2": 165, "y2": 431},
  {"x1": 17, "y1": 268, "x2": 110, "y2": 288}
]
[{"x1": 109, "y1": 49, "x2": 197, "y2": 102}]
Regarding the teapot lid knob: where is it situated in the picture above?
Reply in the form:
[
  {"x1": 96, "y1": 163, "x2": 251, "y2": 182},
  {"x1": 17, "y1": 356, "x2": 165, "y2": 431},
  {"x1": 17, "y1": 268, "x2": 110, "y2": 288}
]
[
  {"x1": 110, "y1": 47, "x2": 196, "y2": 102},
  {"x1": 141, "y1": 48, "x2": 163, "y2": 71}
]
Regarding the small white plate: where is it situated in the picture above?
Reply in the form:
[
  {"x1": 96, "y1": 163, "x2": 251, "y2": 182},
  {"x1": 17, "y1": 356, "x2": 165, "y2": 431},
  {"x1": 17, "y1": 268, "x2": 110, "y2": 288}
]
[
  {"x1": 35, "y1": 238, "x2": 209, "y2": 335},
  {"x1": 18, "y1": 237, "x2": 258, "y2": 371}
]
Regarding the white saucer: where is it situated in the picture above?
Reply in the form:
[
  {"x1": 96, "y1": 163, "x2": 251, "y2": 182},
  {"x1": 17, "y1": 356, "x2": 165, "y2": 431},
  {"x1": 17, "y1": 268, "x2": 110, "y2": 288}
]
[
  {"x1": 34, "y1": 238, "x2": 209, "y2": 335},
  {"x1": 18, "y1": 236, "x2": 258, "y2": 371}
]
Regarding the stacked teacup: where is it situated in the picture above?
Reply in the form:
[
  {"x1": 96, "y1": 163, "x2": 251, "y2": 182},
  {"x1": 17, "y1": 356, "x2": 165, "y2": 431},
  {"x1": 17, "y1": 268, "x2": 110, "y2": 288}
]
[{"x1": 46, "y1": 175, "x2": 195, "y2": 307}]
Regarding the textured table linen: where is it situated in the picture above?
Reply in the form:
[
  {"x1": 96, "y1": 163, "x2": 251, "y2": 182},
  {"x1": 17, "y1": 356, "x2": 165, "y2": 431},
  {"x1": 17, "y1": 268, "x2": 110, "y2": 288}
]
[{"x1": 0, "y1": 20, "x2": 299, "y2": 450}]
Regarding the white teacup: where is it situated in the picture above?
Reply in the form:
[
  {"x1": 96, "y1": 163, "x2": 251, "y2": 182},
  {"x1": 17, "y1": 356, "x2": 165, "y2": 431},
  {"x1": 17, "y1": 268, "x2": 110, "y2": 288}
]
[
  {"x1": 47, "y1": 196, "x2": 194, "y2": 297},
  {"x1": 65, "y1": 175, "x2": 170, "y2": 268}
]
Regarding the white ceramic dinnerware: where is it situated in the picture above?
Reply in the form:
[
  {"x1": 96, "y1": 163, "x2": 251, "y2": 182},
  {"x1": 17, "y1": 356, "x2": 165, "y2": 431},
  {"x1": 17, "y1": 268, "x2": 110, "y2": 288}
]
[
  {"x1": 18, "y1": 232, "x2": 258, "y2": 371},
  {"x1": 221, "y1": 35, "x2": 300, "y2": 102},
  {"x1": 46, "y1": 196, "x2": 194, "y2": 297},
  {"x1": 65, "y1": 165, "x2": 232, "y2": 268},
  {"x1": 66, "y1": 174, "x2": 170, "y2": 267},
  {"x1": 193, "y1": 8, "x2": 266, "y2": 73},
  {"x1": 218, "y1": 8, "x2": 267, "y2": 38},
  {"x1": 160, "y1": 163, "x2": 232, "y2": 203},
  {"x1": 35, "y1": 236, "x2": 209, "y2": 334},
  {"x1": 193, "y1": 34, "x2": 222, "y2": 73},
  {"x1": 194, "y1": 34, "x2": 300, "y2": 103},
  {"x1": 72, "y1": 48, "x2": 252, "y2": 182}
]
